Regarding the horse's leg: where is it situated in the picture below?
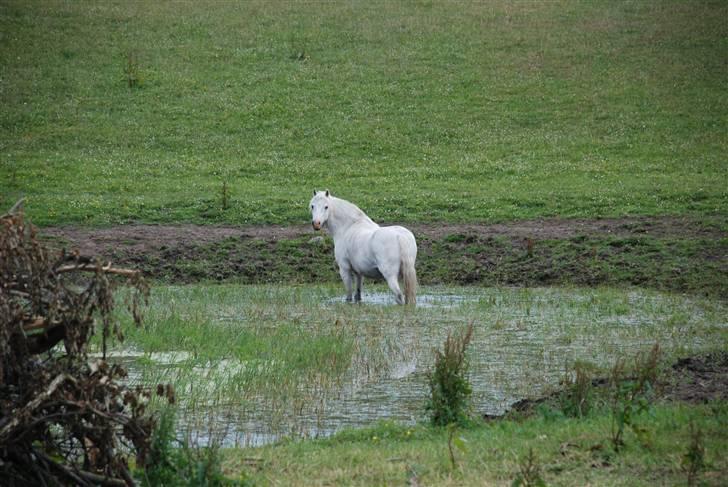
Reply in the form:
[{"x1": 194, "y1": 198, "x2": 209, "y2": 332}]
[
  {"x1": 339, "y1": 266, "x2": 354, "y2": 302},
  {"x1": 354, "y1": 273, "x2": 363, "y2": 302},
  {"x1": 384, "y1": 272, "x2": 404, "y2": 305}
]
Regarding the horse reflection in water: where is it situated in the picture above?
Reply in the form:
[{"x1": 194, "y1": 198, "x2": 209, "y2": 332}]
[{"x1": 309, "y1": 190, "x2": 417, "y2": 305}]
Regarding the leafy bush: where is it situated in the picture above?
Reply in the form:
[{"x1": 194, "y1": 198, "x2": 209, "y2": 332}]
[{"x1": 426, "y1": 322, "x2": 474, "y2": 426}]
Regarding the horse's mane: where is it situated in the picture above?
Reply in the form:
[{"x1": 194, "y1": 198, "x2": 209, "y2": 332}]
[{"x1": 332, "y1": 196, "x2": 375, "y2": 225}]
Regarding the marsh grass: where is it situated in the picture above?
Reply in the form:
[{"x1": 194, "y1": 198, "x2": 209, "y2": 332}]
[
  {"x1": 141, "y1": 407, "x2": 242, "y2": 486},
  {"x1": 108, "y1": 284, "x2": 727, "y2": 446},
  {"x1": 558, "y1": 360, "x2": 598, "y2": 418}
]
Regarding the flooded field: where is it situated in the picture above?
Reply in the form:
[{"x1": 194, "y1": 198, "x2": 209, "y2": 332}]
[{"x1": 110, "y1": 284, "x2": 727, "y2": 446}]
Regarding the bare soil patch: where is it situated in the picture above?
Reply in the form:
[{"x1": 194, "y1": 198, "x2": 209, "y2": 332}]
[
  {"x1": 42, "y1": 216, "x2": 724, "y2": 258},
  {"x1": 666, "y1": 352, "x2": 728, "y2": 404},
  {"x1": 42, "y1": 223, "x2": 311, "y2": 257}
]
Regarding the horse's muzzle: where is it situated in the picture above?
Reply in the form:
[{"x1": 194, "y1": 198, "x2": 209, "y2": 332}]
[{"x1": 312, "y1": 221, "x2": 321, "y2": 231}]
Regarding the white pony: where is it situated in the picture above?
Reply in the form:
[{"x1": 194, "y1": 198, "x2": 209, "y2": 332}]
[{"x1": 310, "y1": 190, "x2": 418, "y2": 305}]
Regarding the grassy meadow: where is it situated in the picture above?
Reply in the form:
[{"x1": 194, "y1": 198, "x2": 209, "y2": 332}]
[{"x1": 1, "y1": 0, "x2": 726, "y2": 225}]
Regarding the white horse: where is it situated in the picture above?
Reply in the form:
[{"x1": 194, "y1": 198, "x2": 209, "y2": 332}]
[{"x1": 310, "y1": 190, "x2": 418, "y2": 305}]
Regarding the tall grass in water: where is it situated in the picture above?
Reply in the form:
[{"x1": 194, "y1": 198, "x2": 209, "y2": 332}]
[
  {"x1": 558, "y1": 360, "x2": 597, "y2": 418},
  {"x1": 109, "y1": 285, "x2": 727, "y2": 446}
]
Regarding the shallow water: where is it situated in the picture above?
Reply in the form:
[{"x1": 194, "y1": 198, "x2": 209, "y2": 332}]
[
  {"x1": 325, "y1": 292, "x2": 477, "y2": 308},
  {"x1": 114, "y1": 285, "x2": 727, "y2": 447}
]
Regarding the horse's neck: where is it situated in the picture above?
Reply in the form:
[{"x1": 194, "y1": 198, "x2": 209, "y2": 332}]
[{"x1": 328, "y1": 198, "x2": 377, "y2": 238}]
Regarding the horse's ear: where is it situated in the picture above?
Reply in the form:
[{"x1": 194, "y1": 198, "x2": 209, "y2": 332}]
[
  {"x1": 325, "y1": 189, "x2": 330, "y2": 197},
  {"x1": 313, "y1": 189, "x2": 317, "y2": 196}
]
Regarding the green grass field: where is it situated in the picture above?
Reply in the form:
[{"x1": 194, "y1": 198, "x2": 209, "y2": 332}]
[
  {"x1": 2, "y1": 0, "x2": 726, "y2": 225},
  {"x1": 223, "y1": 403, "x2": 728, "y2": 486}
]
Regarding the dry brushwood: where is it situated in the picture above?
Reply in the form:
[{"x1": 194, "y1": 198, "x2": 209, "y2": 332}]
[{"x1": 0, "y1": 203, "x2": 167, "y2": 486}]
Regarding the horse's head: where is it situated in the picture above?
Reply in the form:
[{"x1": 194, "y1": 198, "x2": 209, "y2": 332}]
[{"x1": 310, "y1": 189, "x2": 331, "y2": 231}]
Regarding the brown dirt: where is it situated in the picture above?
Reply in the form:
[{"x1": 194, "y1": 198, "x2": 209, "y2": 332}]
[
  {"x1": 41, "y1": 223, "x2": 312, "y2": 257},
  {"x1": 665, "y1": 352, "x2": 728, "y2": 404},
  {"x1": 41, "y1": 215, "x2": 724, "y2": 258},
  {"x1": 502, "y1": 352, "x2": 728, "y2": 418}
]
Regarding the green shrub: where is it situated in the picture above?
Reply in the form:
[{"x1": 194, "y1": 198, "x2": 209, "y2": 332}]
[{"x1": 426, "y1": 322, "x2": 474, "y2": 426}]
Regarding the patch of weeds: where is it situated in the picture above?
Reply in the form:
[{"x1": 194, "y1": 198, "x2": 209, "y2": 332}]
[
  {"x1": 535, "y1": 403, "x2": 565, "y2": 423},
  {"x1": 444, "y1": 233, "x2": 468, "y2": 243},
  {"x1": 141, "y1": 408, "x2": 245, "y2": 486},
  {"x1": 609, "y1": 343, "x2": 661, "y2": 452},
  {"x1": 221, "y1": 181, "x2": 229, "y2": 211},
  {"x1": 288, "y1": 34, "x2": 309, "y2": 61},
  {"x1": 512, "y1": 447, "x2": 547, "y2": 487},
  {"x1": 426, "y1": 322, "x2": 474, "y2": 426},
  {"x1": 558, "y1": 360, "x2": 598, "y2": 418},
  {"x1": 124, "y1": 50, "x2": 142, "y2": 88},
  {"x1": 446, "y1": 423, "x2": 468, "y2": 471},
  {"x1": 681, "y1": 422, "x2": 706, "y2": 487}
]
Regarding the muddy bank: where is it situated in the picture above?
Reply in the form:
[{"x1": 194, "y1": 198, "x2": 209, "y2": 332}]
[
  {"x1": 501, "y1": 351, "x2": 728, "y2": 419},
  {"x1": 42, "y1": 215, "x2": 727, "y2": 297}
]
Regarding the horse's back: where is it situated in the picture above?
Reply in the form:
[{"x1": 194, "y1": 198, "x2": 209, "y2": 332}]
[
  {"x1": 337, "y1": 222, "x2": 416, "y2": 275},
  {"x1": 378, "y1": 225, "x2": 416, "y2": 245},
  {"x1": 371, "y1": 225, "x2": 417, "y2": 259}
]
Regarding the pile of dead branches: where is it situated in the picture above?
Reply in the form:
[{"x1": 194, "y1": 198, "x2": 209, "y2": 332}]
[{"x1": 0, "y1": 202, "x2": 166, "y2": 486}]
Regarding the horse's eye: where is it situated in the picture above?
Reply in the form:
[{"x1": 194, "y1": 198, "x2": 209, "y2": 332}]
[
  {"x1": 311, "y1": 205, "x2": 314, "y2": 209},
  {"x1": 324, "y1": 206, "x2": 329, "y2": 210}
]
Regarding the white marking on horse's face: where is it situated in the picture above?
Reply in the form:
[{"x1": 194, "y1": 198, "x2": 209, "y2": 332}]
[{"x1": 309, "y1": 192, "x2": 331, "y2": 231}]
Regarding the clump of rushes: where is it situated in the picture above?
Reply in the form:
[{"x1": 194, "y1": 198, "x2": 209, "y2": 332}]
[{"x1": 427, "y1": 322, "x2": 474, "y2": 426}]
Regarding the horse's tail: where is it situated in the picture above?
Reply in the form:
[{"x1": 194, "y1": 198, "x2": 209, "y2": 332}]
[{"x1": 399, "y1": 234, "x2": 418, "y2": 306}]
